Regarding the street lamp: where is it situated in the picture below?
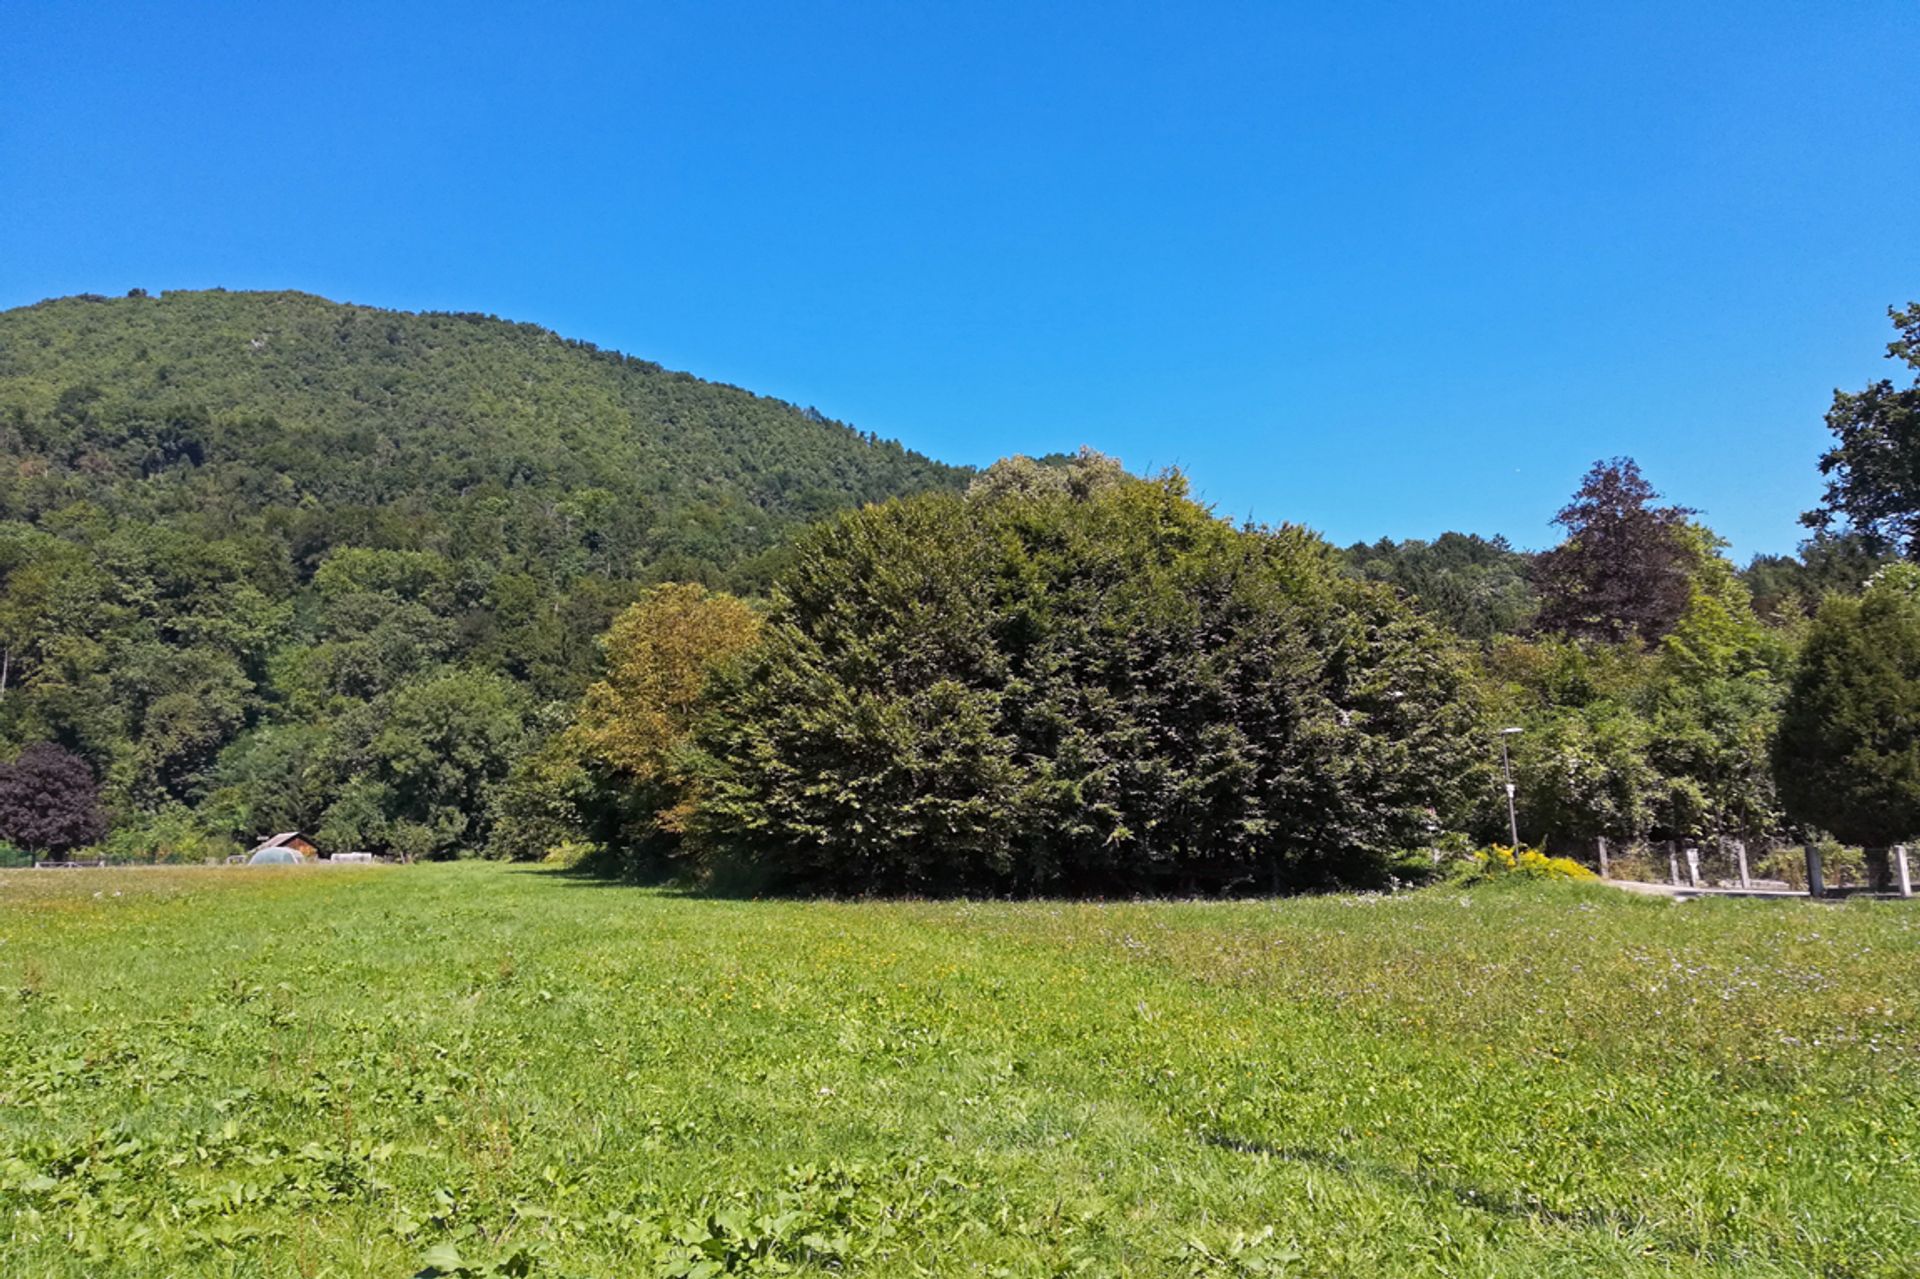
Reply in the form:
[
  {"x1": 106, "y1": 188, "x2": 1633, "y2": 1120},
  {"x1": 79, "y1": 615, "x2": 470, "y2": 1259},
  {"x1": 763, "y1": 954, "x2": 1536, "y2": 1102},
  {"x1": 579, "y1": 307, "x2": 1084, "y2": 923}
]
[{"x1": 1498, "y1": 727, "x2": 1522, "y2": 849}]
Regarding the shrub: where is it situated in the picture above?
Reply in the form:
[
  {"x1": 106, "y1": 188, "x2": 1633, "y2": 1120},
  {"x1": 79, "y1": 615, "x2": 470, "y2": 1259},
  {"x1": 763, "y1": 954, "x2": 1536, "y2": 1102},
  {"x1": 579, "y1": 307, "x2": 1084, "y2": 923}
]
[
  {"x1": 1452, "y1": 844, "x2": 1598, "y2": 884},
  {"x1": 540, "y1": 840, "x2": 600, "y2": 870},
  {"x1": 1757, "y1": 839, "x2": 1869, "y2": 890}
]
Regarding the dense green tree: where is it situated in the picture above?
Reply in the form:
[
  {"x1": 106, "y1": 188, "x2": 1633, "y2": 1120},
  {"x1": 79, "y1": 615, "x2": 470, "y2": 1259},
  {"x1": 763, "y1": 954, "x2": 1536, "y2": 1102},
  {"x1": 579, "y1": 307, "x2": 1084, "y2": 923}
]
[
  {"x1": 371, "y1": 669, "x2": 527, "y2": 857},
  {"x1": 485, "y1": 727, "x2": 599, "y2": 863},
  {"x1": 1643, "y1": 527, "x2": 1791, "y2": 841},
  {"x1": 201, "y1": 723, "x2": 329, "y2": 843},
  {"x1": 1344, "y1": 532, "x2": 1536, "y2": 642},
  {"x1": 1803, "y1": 304, "x2": 1920, "y2": 555},
  {"x1": 1509, "y1": 702, "x2": 1660, "y2": 848},
  {"x1": 693, "y1": 470, "x2": 1484, "y2": 894},
  {"x1": 1773, "y1": 564, "x2": 1920, "y2": 887},
  {"x1": 316, "y1": 776, "x2": 393, "y2": 855},
  {"x1": 1743, "y1": 532, "x2": 1895, "y2": 621}
]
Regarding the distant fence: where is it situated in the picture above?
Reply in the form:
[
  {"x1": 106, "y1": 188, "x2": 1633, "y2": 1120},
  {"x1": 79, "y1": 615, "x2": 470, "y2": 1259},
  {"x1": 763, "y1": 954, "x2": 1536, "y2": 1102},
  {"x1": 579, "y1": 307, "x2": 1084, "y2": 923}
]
[
  {"x1": 1589, "y1": 836, "x2": 1915, "y2": 897},
  {"x1": 30, "y1": 855, "x2": 399, "y2": 869}
]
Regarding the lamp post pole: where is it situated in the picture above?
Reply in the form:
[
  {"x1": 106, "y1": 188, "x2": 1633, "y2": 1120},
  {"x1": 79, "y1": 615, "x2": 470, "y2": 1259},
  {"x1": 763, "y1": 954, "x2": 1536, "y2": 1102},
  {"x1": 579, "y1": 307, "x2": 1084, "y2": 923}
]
[{"x1": 1499, "y1": 728, "x2": 1522, "y2": 849}]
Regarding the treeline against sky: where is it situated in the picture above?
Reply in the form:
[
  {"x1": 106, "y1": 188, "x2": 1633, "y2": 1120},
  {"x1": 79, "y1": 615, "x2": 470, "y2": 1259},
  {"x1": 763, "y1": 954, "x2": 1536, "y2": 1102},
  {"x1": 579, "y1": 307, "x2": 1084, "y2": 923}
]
[{"x1": 0, "y1": 291, "x2": 1915, "y2": 888}]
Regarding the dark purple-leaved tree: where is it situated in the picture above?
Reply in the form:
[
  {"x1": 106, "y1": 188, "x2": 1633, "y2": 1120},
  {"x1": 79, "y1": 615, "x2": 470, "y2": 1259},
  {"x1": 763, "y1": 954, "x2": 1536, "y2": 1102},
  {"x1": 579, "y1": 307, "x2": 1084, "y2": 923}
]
[
  {"x1": 1533, "y1": 458, "x2": 1696, "y2": 645},
  {"x1": 0, "y1": 743, "x2": 107, "y2": 857}
]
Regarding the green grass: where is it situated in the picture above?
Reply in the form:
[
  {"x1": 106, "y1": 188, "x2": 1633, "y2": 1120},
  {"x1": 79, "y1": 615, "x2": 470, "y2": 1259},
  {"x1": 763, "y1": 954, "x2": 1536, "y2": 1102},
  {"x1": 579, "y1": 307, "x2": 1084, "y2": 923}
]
[{"x1": 2, "y1": 864, "x2": 1916, "y2": 1277}]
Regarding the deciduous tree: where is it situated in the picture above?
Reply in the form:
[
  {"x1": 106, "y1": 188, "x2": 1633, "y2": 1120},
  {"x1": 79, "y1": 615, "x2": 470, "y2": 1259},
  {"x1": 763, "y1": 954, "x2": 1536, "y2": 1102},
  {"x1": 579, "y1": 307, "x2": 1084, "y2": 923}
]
[
  {"x1": 694, "y1": 472, "x2": 1484, "y2": 894},
  {"x1": 1803, "y1": 304, "x2": 1920, "y2": 555},
  {"x1": 1533, "y1": 458, "x2": 1695, "y2": 644},
  {"x1": 0, "y1": 742, "x2": 107, "y2": 856}
]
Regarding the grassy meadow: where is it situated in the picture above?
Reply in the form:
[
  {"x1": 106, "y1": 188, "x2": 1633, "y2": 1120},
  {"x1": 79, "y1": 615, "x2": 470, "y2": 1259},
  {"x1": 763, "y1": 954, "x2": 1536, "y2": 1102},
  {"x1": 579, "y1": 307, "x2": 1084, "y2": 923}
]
[{"x1": 2, "y1": 863, "x2": 1917, "y2": 1277}]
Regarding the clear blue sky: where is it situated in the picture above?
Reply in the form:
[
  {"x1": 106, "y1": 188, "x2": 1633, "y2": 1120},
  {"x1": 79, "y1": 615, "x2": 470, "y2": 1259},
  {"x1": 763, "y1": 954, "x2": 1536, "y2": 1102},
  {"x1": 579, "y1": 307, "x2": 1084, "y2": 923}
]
[{"x1": 4, "y1": 2, "x2": 1915, "y2": 559}]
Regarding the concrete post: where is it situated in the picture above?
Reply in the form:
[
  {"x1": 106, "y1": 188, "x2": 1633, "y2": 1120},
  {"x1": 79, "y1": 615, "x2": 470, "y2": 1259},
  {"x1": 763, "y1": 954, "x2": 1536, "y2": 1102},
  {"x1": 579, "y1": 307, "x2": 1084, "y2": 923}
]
[
  {"x1": 1897, "y1": 844, "x2": 1913, "y2": 899},
  {"x1": 1596, "y1": 836, "x2": 1610, "y2": 878},
  {"x1": 1734, "y1": 839, "x2": 1751, "y2": 889},
  {"x1": 1668, "y1": 843, "x2": 1681, "y2": 886},
  {"x1": 1805, "y1": 842, "x2": 1826, "y2": 898},
  {"x1": 1684, "y1": 847, "x2": 1701, "y2": 888}
]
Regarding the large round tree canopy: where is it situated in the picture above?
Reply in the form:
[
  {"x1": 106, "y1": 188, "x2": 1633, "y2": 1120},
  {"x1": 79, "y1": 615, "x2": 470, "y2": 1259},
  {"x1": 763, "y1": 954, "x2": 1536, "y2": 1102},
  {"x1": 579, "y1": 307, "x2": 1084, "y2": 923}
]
[{"x1": 692, "y1": 466, "x2": 1486, "y2": 895}]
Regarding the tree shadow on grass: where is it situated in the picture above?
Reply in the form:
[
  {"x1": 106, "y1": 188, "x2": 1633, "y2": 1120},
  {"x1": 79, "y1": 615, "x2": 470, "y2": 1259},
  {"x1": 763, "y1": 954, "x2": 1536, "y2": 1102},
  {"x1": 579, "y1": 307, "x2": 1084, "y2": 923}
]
[
  {"x1": 505, "y1": 864, "x2": 705, "y2": 894},
  {"x1": 1197, "y1": 1131, "x2": 1645, "y2": 1235}
]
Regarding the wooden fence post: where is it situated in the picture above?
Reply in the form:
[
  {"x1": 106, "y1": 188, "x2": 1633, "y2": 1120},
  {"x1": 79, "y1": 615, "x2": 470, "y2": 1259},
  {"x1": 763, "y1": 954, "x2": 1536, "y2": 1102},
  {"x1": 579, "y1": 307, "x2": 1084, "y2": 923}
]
[
  {"x1": 1596, "y1": 836, "x2": 1610, "y2": 878},
  {"x1": 1734, "y1": 839, "x2": 1751, "y2": 889},
  {"x1": 1897, "y1": 844, "x2": 1913, "y2": 899},
  {"x1": 1804, "y1": 842, "x2": 1825, "y2": 898}
]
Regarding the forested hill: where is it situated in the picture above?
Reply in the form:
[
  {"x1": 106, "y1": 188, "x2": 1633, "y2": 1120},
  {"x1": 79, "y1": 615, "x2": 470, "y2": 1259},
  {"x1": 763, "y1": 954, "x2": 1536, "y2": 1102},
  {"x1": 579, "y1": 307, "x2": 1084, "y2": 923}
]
[
  {"x1": 0, "y1": 289, "x2": 964, "y2": 850},
  {"x1": 0, "y1": 289, "x2": 965, "y2": 587}
]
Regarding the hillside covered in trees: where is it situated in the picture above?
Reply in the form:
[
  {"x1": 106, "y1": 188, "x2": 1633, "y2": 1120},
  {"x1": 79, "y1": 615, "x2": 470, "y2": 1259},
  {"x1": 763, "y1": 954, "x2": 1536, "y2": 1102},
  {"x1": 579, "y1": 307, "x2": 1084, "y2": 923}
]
[
  {"x1": 0, "y1": 289, "x2": 964, "y2": 857},
  {"x1": 3, "y1": 288, "x2": 1916, "y2": 887},
  {"x1": 0, "y1": 289, "x2": 963, "y2": 584}
]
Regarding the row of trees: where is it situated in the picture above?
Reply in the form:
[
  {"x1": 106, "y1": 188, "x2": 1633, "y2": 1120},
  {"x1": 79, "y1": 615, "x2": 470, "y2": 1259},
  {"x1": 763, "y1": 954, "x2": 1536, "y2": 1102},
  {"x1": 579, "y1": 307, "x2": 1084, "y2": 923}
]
[
  {"x1": 1343, "y1": 305, "x2": 1920, "y2": 883},
  {"x1": 480, "y1": 449, "x2": 1797, "y2": 890},
  {"x1": 466, "y1": 305, "x2": 1920, "y2": 893},
  {"x1": 490, "y1": 451, "x2": 1483, "y2": 892},
  {"x1": 4, "y1": 299, "x2": 1917, "y2": 886}
]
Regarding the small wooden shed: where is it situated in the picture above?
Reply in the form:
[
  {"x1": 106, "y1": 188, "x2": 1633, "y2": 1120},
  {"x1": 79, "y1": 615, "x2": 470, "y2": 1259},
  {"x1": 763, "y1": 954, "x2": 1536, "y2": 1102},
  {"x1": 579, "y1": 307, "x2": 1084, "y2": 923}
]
[{"x1": 246, "y1": 831, "x2": 318, "y2": 860}]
